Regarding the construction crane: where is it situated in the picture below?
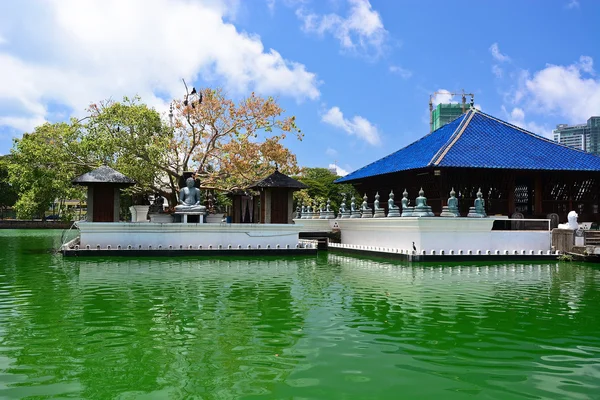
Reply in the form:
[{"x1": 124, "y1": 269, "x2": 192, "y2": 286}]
[{"x1": 429, "y1": 90, "x2": 474, "y2": 132}]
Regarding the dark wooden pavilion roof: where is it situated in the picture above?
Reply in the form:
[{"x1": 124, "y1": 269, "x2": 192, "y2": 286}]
[
  {"x1": 249, "y1": 169, "x2": 307, "y2": 190},
  {"x1": 72, "y1": 165, "x2": 136, "y2": 186}
]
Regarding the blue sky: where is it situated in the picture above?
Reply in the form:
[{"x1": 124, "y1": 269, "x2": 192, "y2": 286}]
[{"x1": 1, "y1": 0, "x2": 599, "y2": 176}]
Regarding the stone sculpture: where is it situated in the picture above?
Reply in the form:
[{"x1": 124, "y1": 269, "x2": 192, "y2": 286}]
[
  {"x1": 467, "y1": 188, "x2": 487, "y2": 218},
  {"x1": 301, "y1": 204, "x2": 307, "y2": 219},
  {"x1": 319, "y1": 202, "x2": 326, "y2": 219},
  {"x1": 413, "y1": 188, "x2": 434, "y2": 217},
  {"x1": 350, "y1": 195, "x2": 360, "y2": 218},
  {"x1": 295, "y1": 206, "x2": 301, "y2": 219},
  {"x1": 148, "y1": 194, "x2": 165, "y2": 214},
  {"x1": 558, "y1": 211, "x2": 579, "y2": 230},
  {"x1": 361, "y1": 193, "x2": 373, "y2": 218},
  {"x1": 440, "y1": 188, "x2": 460, "y2": 217},
  {"x1": 387, "y1": 190, "x2": 400, "y2": 217},
  {"x1": 339, "y1": 195, "x2": 350, "y2": 219},
  {"x1": 323, "y1": 199, "x2": 336, "y2": 219},
  {"x1": 175, "y1": 177, "x2": 206, "y2": 212},
  {"x1": 401, "y1": 189, "x2": 413, "y2": 217},
  {"x1": 373, "y1": 192, "x2": 385, "y2": 218}
]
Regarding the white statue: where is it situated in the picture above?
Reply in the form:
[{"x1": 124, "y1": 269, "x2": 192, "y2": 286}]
[{"x1": 557, "y1": 211, "x2": 578, "y2": 230}]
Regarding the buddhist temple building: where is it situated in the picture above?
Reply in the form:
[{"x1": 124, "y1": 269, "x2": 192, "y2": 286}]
[
  {"x1": 336, "y1": 109, "x2": 600, "y2": 223},
  {"x1": 72, "y1": 166, "x2": 135, "y2": 222}
]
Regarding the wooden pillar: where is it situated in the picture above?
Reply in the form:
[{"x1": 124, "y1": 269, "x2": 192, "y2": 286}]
[
  {"x1": 507, "y1": 174, "x2": 515, "y2": 215},
  {"x1": 534, "y1": 173, "x2": 543, "y2": 216}
]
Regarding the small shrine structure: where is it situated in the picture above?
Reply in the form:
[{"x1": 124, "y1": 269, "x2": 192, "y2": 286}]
[
  {"x1": 336, "y1": 109, "x2": 600, "y2": 222},
  {"x1": 72, "y1": 166, "x2": 135, "y2": 222},
  {"x1": 248, "y1": 168, "x2": 307, "y2": 224}
]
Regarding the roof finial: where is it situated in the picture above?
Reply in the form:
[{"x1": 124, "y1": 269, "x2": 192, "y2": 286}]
[{"x1": 275, "y1": 162, "x2": 279, "y2": 171}]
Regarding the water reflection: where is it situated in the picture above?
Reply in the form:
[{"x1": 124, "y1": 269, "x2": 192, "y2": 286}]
[{"x1": 0, "y1": 231, "x2": 599, "y2": 399}]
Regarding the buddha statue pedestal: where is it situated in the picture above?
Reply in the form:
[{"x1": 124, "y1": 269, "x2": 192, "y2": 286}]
[
  {"x1": 387, "y1": 190, "x2": 400, "y2": 217},
  {"x1": 175, "y1": 210, "x2": 206, "y2": 223},
  {"x1": 350, "y1": 196, "x2": 360, "y2": 218},
  {"x1": 361, "y1": 194, "x2": 373, "y2": 218},
  {"x1": 387, "y1": 208, "x2": 401, "y2": 217},
  {"x1": 412, "y1": 188, "x2": 434, "y2": 217},
  {"x1": 440, "y1": 206, "x2": 459, "y2": 217},
  {"x1": 440, "y1": 188, "x2": 460, "y2": 217},
  {"x1": 467, "y1": 188, "x2": 487, "y2": 218},
  {"x1": 466, "y1": 207, "x2": 485, "y2": 218},
  {"x1": 400, "y1": 189, "x2": 414, "y2": 217},
  {"x1": 401, "y1": 206, "x2": 414, "y2": 217},
  {"x1": 373, "y1": 192, "x2": 385, "y2": 218}
]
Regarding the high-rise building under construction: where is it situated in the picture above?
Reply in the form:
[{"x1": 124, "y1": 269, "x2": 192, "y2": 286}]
[
  {"x1": 431, "y1": 104, "x2": 467, "y2": 131},
  {"x1": 553, "y1": 117, "x2": 600, "y2": 156}
]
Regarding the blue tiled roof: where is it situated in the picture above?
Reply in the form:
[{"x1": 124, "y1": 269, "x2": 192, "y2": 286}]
[{"x1": 336, "y1": 109, "x2": 600, "y2": 183}]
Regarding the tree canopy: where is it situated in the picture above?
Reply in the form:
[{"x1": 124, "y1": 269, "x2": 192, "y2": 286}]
[
  {"x1": 7, "y1": 89, "x2": 303, "y2": 218},
  {"x1": 0, "y1": 156, "x2": 18, "y2": 218}
]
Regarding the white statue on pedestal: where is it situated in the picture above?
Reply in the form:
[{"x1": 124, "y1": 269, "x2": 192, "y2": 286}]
[{"x1": 557, "y1": 211, "x2": 578, "y2": 230}]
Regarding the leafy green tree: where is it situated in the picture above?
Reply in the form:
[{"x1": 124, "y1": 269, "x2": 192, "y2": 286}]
[
  {"x1": 0, "y1": 156, "x2": 18, "y2": 218},
  {"x1": 294, "y1": 167, "x2": 358, "y2": 211},
  {"x1": 8, "y1": 123, "x2": 87, "y2": 219}
]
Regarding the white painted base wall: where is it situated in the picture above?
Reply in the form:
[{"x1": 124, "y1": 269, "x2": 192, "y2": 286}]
[
  {"x1": 292, "y1": 219, "x2": 333, "y2": 232},
  {"x1": 77, "y1": 222, "x2": 301, "y2": 249},
  {"x1": 337, "y1": 217, "x2": 551, "y2": 253}
]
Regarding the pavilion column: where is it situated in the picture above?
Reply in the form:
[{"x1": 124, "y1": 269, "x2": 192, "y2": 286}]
[
  {"x1": 534, "y1": 174, "x2": 543, "y2": 216},
  {"x1": 507, "y1": 174, "x2": 515, "y2": 215}
]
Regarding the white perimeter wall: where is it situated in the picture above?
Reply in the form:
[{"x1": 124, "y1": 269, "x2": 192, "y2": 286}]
[
  {"x1": 338, "y1": 217, "x2": 551, "y2": 253},
  {"x1": 78, "y1": 222, "x2": 301, "y2": 248}
]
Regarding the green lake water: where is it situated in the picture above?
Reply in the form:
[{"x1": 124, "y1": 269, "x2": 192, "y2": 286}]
[{"x1": 0, "y1": 230, "x2": 600, "y2": 399}]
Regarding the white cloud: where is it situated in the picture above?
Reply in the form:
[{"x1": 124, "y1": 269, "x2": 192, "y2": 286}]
[
  {"x1": 489, "y1": 43, "x2": 510, "y2": 63},
  {"x1": 389, "y1": 65, "x2": 412, "y2": 79},
  {"x1": 431, "y1": 89, "x2": 457, "y2": 106},
  {"x1": 566, "y1": 0, "x2": 580, "y2": 9},
  {"x1": 296, "y1": 0, "x2": 388, "y2": 57},
  {"x1": 325, "y1": 147, "x2": 338, "y2": 156},
  {"x1": 521, "y1": 56, "x2": 600, "y2": 123},
  {"x1": 329, "y1": 163, "x2": 348, "y2": 176},
  {"x1": 0, "y1": 115, "x2": 47, "y2": 133},
  {"x1": 266, "y1": 0, "x2": 276, "y2": 13},
  {"x1": 322, "y1": 106, "x2": 380, "y2": 145},
  {"x1": 510, "y1": 107, "x2": 525, "y2": 121},
  {"x1": 0, "y1": 0, "x2": 320, "y2": 134},
  {"x1": 503, "y1": 106, "x2": 552, "y2": 138},
  {"x1": 491, "y1": 64, "x2": 503, "y2": 78}
]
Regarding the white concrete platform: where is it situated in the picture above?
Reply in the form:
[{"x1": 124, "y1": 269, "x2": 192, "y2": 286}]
[
  {"x1": 74, "y1": 221, "x2": 303, "y2": 249},
  {"x1": 336, "y1": 217, "x2": 552, "y2": 254}
]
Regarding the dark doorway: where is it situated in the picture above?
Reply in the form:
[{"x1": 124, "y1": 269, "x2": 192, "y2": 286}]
[
  {"x1": 93, "y1": 187, "x2": 114, "y2": 222},
  {"x1": 270, "y1": 189, "x2": 288, "y2": 224}
]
